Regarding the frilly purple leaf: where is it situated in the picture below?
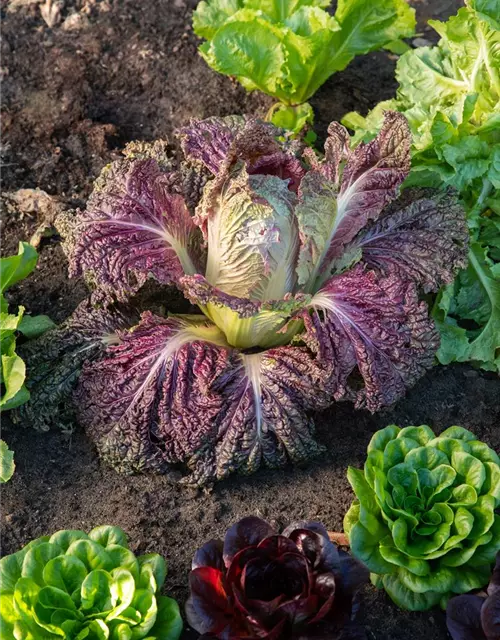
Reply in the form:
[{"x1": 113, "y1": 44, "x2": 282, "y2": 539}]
[
  {"x1": 76, "y1": 312, "x2": 332, "y2": 484},
  {"x1": 178, "y1": 116, "x2": 304, "y2": 192},
  {"x1": 189, "y1": 344, "x2": 332, "y2": 484},
  {"x1": 306, "y1": 265, "x2": 438, "y2": 411},
  {"x1": 12, "y1": 300, "x2": 138, "y2": 432},
  {"x1": 296, "y1": 112, "x2": 411, "y2": 290},
  {"x1": 67, "y1": 158, "x2": 203, "y2": 300},
  {"x1": 178, "y1": 115, "x2": 248, "y2": 175},
  {"x1": 76, "y1": 312, "x2": 230, "y2": 474},
  {"x1": 350, "y1": 187, "x2": 469, "y2": 292}
]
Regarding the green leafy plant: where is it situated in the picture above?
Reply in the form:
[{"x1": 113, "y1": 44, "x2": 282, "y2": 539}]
[
  {"x1": 193, "y1": 0, "x2": 416, "y2": 133},
  {"x1": 342, "y1": 0, "x2": 500, "y2": 372},
  {"x1": 0, "y1": 525, "x2": 183, "y2": 639},
  {"x1": 1, "y1": 242, "x2": 55, "y2": 410},
  {"x1": 344, "y1": 425, "x2": 500, "y2": 611},
  {"x1": 0, "y1": 439, "x2": 15, "y2": 483}
]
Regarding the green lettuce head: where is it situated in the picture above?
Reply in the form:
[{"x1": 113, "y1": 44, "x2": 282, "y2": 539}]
[
  {"x1": 0, "y1": 525, "x2": 183, "y2": 639},
  {"x1": 344, "y1": 425, "x2": 500, "y2": 611}
]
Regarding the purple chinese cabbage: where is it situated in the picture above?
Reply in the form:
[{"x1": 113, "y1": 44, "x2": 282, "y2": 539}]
[
  {"x1": 195, "y1": 344, "x2": 333, "y2": 484},
  {"x1": 76, "y1": 312, "x2": 230, "y2": 474},
  {"x1": 348, "y1": 187, "x2": 469, "y2": 292},
  {"x1": 179, "y1": 115, "x2": 248, "y2": 175},
  {"x1": 13, "y1": 300, "x2": 138, "y2": 432},
  {"x1": 179, "y1": 274, "x2": 309, "y2": 350},
  {"x1": 33, "y1": 111, "x2": 469, "y2": 484},
  {"x1": 179, "y1": 116, "x2": 305, "y2": 192},
  {"x1": 199, "y1": 170, "x2": 300, "y2": 302}
]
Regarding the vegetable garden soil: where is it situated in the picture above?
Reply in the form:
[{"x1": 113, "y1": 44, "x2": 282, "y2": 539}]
[{"x1": 1, "y1": 1, "x2": 498, "y2": 638}]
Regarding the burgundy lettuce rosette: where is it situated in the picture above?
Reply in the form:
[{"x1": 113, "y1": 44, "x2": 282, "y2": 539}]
[{"x1": 186, "y1": 517, "x2": 368, "y2": 639}]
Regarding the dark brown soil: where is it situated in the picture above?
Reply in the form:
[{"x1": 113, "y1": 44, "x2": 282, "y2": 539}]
[{"x1": 2, "y1": 1, "x2": 497, "y2": 639}]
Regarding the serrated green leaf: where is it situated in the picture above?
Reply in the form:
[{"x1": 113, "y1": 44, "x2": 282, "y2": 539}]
[
  {"x1": 192, "y1": 0, "x2": 242, "y2": 39},
  {"x1": 200, "y1": 15, "x2": 288, "y2": 101},
  {"x1": 194, "y1": 0, "x2": 414, "y2": 123},
  {"x1": 269, "y1": 101, "x2": 314, "y2": 134}
]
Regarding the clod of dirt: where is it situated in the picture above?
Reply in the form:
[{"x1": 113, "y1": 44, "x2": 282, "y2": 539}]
[
  {"x1": 62, "y1": 11, "x2": 90, "y2": 31},
  {"x1": 3, "y1": 188, "x2": 64, "y2": 247},
  {"x1": 40, "y1": 0, "x2": 64, "y2": 28},
  {"x1": 6, "y1": 0, "x2": 44, "y2": 11}
]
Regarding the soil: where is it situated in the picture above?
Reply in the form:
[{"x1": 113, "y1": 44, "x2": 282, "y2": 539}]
[{"x1": 1, "y1": 1, "x2": 498, "y2": 639}]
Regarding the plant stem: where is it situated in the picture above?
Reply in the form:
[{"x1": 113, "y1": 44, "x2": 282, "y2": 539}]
[{"x1": 470, "y1": 178, "x2": 492, "y2": 219}]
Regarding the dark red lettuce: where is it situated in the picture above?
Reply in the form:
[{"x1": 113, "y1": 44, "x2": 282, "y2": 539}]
[
  {"x1": 446, "y1": 552, "x2": 500, "y2": 640},
  {"x1": 186, "y1": 517, "x2": 368, "y2": 640}
]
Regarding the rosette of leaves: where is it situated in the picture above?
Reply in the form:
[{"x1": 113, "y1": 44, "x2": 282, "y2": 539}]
[
  {"x1": 192, "y1": 0, "x2": 415, "y2": 134},
  {"x1": 446, "y1": 551, "x2": 500, "y2": 640},
  {"x1": 0, "y1": 525, "x2": 183, "y2": 639},
  {"x1": 344, "y1": 425, "x2": 500, "y2": 611},
  {"x1": 342, "y1": 0, "x2": 500, "y2": 372},
  {"x1": 186, "y1": 516, "x2": 368, "y2": 639},
  {"x1": 25, "y1": 112, "x2": 468, "y2": 485}
]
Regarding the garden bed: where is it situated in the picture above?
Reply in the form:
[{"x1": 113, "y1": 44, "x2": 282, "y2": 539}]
[{"x1": 1, "y1": 1, "x2": 499, "y2": 638}]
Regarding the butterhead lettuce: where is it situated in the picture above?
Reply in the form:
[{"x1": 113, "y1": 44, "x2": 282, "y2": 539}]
[
  {"x1": 344, "y1": 425, "x2": 500, "y2": 611},
  {"x1": 0, "y1": 525, "x2": 182, "y2": 639}
]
